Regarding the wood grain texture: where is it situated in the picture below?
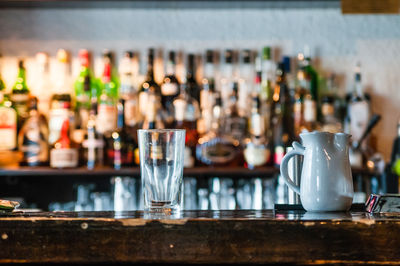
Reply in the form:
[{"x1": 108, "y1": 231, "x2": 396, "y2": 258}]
[
  {"x1": 342, "y1": 0, "x2": 400, "y2": 14},
  {"x1": 0, "y1": 210, "x2": 399, "y2": 264}
]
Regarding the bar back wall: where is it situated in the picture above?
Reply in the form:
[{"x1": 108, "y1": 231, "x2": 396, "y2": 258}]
[{"x1": 0, "y1": 1, "x2": 399, "y2": 160}]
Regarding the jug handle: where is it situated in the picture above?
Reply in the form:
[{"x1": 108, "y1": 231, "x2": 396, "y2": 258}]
[{"x1": 279, "y1": 141, "x2": 304, "y2": 195}]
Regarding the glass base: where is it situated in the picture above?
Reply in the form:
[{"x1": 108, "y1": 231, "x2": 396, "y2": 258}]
[{"x1": 144, "y1": 200, "x2": 181, "y2": 217}]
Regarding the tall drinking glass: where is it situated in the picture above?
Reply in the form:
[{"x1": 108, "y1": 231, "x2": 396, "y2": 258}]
[{"x1": 138, "y1": 129, "x2": 185, "y2": 213}]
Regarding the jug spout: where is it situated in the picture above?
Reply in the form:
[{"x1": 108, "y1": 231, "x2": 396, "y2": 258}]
[{"x1": 334, "y1": 133, "x2": 351, "y2": 152}]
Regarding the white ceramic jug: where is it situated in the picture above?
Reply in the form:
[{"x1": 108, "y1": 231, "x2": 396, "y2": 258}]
[{"x1": 280, "y1": 132, "x2": 354, "y2": 212}]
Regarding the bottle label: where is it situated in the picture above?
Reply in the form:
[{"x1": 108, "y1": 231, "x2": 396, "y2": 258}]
[
  {"x1": 304, "y1": 99, "x2": 316, "y2": 122},
  {"x1": 124, "y1": 98, "x2": 139, "y2": 127},
  {"x1": 150, "y1": 145, "x2": 163, "y2": 160},
  {"x1": 161, "y1": 83, "x2": 178, "y2": 96},
  {"x1": 274, "y1": 146, "x2": 285, "y2": 165},
  {"x1": 96, "y1": 104, "x2": 117, "y2": 134},
  {"x1": 250, "y1": 113, "x2": 264, "y2": 136},
  {"x1": 173, "y1": 98, "x2": 186, "y2": 122},
  {"x1": 138, "y1": 91, "x2": 148, "y2": 116},
  {"x1": 134, "y1": 148, "x2": 140, "y2": 165},
  {"x1": 48, "y1": 108, "x2": 70, "y2": 145},
  {"x1": 184, "y1": 146, "x2": 194, "y2": 168},
  {"x1": 322, "y1": 103, "x2": 335, "y2": 117},
  {"x1": 244, "y1": 143, "x2": 269, "y2": 167},
  {"x1": 198, "y1": 139, "x2": 237, "y2": 165},
  {"x1": 10, "y1": 94, "x2": 29, "y2": 118},
  {"x1": 50, "y1": 148, "x2": 78, "y2": 168},
  {"x1": 0, "y1": 107, "x2": 17, "y2": 150},
  {"x1": 349, "y1": 101, "x2": 369, "y2": 142}
]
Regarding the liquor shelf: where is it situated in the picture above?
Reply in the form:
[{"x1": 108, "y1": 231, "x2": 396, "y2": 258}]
[
  {"x1": 0, "y1": 166, "x2": 380, "y2": 178},
  {"x1": 0, "y1": 209, "x2": 399, "y2": 264}
]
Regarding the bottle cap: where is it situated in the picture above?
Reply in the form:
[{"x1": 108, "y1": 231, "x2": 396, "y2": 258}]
[
  {"x1": 206, "y1": 50, "x2": 214, "y2": 63},
  {"x1": 168, "y1": 51, "x2": 176, "y2": 63},
  {"x1": 262, "y1": 46, "x2": 271, "y2": 60},
  {"x1": 242, "y1": 50, "x2": 252, "y2": 64},
  {"x1": 57, "y1": 49, "x2": 69, "y2": 63},
  {"x1": 225, "y1": 50, "x2": 233, "y2": 63}
]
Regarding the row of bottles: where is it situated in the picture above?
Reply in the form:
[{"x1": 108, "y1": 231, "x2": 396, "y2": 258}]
[{"x1": 0, "y1": 46, "x2": 372, "y2": 169}]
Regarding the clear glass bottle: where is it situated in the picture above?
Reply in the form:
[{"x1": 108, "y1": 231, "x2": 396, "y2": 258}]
[
  {"x1": 224, "y1": 82, "x2": 248, "y2": 145},
  {"x1": 196, "y1": 93, "x2": 242, "y2": 167},
  {"x1": 346, "y1": 63, "x2": 370, "y2": 145},
  {"x1": 244, "y1": 95, "x2": 270, "y2": 169},
  {"x1": 82, "y1": 105, "x2": 105, "y2": 169},
  {"x1": 321, "y1": 95, "x2": 342, "y2": 133},
  {"x1": 18, "y1": 97, "x2": 49, "y2": 166},
  {"x1": 142, "y1": 88, "x2": 165, "y2": 130},
  {"x1": 33, "y1": 52, "x2": 52, "y2": 118},
  {"x1": 119, "y1": 51, "x2": 141, "y2": 129},
  {"x1": 198, "y1": 50, "x2": 216, "y2": 136},
  {"x1": 139, "y1": 48, "x2": 161, "y2": 118},
  {"x1": 173, "y1": 82, "x2": 200, "y2": 168}
]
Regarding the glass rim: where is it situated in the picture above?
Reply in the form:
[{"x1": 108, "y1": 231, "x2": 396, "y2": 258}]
[{"x1": 138, "y1": 129, "x2": 186, "y2": 133}]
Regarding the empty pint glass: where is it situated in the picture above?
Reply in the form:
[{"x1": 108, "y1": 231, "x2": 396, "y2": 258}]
[{"x1": 138, "y1": 129, "x2": 185, "y2": 212}]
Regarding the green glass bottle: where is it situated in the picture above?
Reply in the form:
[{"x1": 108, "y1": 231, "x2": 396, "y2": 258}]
[
  {"x1": 74, "y1": 49, "x2": 99, "y2": 132},
  {"x1": 11, "y1": 60, "x2": 30, "y2": 129}
]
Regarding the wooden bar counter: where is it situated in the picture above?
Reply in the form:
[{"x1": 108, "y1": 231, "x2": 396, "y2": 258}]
[{"x1": 0, "y1": 209, "x2": 400, "y2": 264}]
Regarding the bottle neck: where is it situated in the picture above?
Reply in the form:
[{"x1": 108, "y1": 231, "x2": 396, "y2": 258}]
[
  {"x1": 147, "y1": 55, "x2": 155, "y2": 80},
  {"x1": 166, "y1": 60, "x2": 176, "y2": 76},
  {"x1": 117, "y1": 100, "x2": 125, "y2": 129}
]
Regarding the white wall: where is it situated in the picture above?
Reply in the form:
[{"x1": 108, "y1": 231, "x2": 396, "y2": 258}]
[{"x1": 0, "y1": 2, "x2": 399, "y2": 160}]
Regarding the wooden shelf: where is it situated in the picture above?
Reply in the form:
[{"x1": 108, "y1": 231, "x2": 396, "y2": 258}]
[{"x1": 0, "y1": 166, "x2": 380, "y2": 178}]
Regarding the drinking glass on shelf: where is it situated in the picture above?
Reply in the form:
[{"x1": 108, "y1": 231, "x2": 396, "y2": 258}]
[{"x1": 138, "y1": 129, "x2": 185, "y2": 213}]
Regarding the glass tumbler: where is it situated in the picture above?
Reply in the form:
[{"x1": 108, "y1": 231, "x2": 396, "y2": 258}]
[{"x1": 138, "y1": 129, "x2": 185, "y2": 212}]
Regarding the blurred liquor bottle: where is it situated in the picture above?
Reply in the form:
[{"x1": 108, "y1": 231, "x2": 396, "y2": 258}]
[
  {"x1": 320, "y1": 75, "x2": 343, "y2": 133},
  {"x1": 50, "y1": 118, "x2": 78, "y2": 168},
  {"x1": 11, "y1": 60, "x2": 30, "y2": 130},
  {"x1": 142, "y1": 88, "x2": 165, "y2": 130},
  {"x1": 272, "y1": 62, "x2": 294, "y2": 166},
  {"x1": 74, "y1": 49, "x2": 98, "y2": 133},
  {"x1": 345, "y1": 63, "x2": 370, "y2": 145},
  {"x1": 32, "y1": 52, "x2": 52, "y2": 118},
  {"x1": 198, "y1": 50, "x2": 216, "y2": 137},
  {"x1": 18, "y1": 97, "x2": 49, "y2": 166},
  {"x1": 96, "y1": 56, "x2": 118, "y2": 135},
  {"x1": 105, "y1": 99, "x2": 137, "y2": 169},
  {"x1": 186, "y1": 54, "x2": 201, "y2": 105},
  {"x1": 119, "y1": 51, "x2": 142, "y2": 140},
  {"x1": 0, "y1": 90, "x2": 17, "y2": 151},
  {"x1": 161, "y1": 51, "x2": 180, "y2": 127},
  {"x1": 139, "y1": 48, "x2": 161, "y2": 119},
  {"x1": 0, "y1": 54, "x2": 5, "y2": 92},
  {"x1": 196, "y1": 93, "x2": 243, "y2": 167},
  {"x1": 82, "y1": 103, "x2": 104, "y2": 169},
  {"x1": 173, "y1": 63, "x2": 200, "y2": 167},
  {"x1": 49, "y1": 50, "x2": 73, "y2": 147},
  {"x1": 220, "y1": 49, "x2": 237, "y2": 108},
  {"x1": 237, "y1": 49, "x2": 254, "y2": 118},
  {"x1": 224, "y1": 82, "x2": 248, "y2": 146},
  {"x1": 259, "y1": 47, "x2": 274, "y2": 148},
  {"x1": 244, "y1": 94, "x2": 270, "y2": 169},
  {"x1": 101, "y1": 50, "x2": 120, "y2": 99}
]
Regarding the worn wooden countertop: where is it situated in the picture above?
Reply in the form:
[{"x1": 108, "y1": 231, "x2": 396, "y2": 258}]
[{"x1": 0, "y1": 209, "x2": 400, "y2": 265}]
